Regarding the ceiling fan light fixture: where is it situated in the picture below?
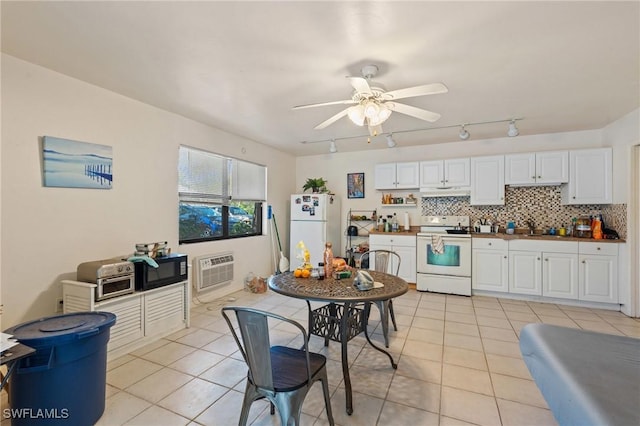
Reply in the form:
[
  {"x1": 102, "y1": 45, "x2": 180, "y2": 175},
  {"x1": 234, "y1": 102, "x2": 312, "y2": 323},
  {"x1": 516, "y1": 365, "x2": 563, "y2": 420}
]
[
  {"x1": 508, "y1": 120, "x2": 519, "y2": 137},
  {"x1": 459, "y1": 125, "x2": 470, "y2": 140},
  {"x1": 368, "y1": 106, "x2": 392, "y2": 126},
  {"x1": 347, "y1": 105, "x2": 366, "y2": 126},
  {"x1": 363, "y1": 100, "x2": 380, "y2": 120},
  {"x1": 329, "y1": 140, "x2": 337, "y2": 153},
  {"x1": 386, "y1": 133, "x2": 397, "y2": 148}
]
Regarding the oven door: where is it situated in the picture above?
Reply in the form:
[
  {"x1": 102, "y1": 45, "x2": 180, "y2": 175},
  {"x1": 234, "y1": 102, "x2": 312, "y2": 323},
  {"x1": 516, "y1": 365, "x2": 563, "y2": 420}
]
[
  {"x1": 96, "y1": 274, "x2": 135, "y2": 301},
  {"x1": 417, "y1": 235, "x2": 471, "y2": 277}
]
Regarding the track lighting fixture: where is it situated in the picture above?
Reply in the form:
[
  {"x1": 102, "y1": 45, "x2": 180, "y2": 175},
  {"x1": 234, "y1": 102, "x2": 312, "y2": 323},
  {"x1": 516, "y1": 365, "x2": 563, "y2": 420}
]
[
  {"x1": 329, "y1": 140, "x2": 337, "y2": 153},
  {"x1": 386, "y1": 133, "x2": 397, "y2": 148},
  {"x1": 300, "y1": 117, "x2": 523, "y2": 147},
  {"x1": 459, "y1": 125, "x2": 470, "y2": 140}
]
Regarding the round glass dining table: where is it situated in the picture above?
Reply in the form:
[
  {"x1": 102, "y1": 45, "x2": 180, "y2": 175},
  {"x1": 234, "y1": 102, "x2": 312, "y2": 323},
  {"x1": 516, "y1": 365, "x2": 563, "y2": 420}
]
[{"x1": 268, "y1": 270, "x2": 408, "y2": 415}]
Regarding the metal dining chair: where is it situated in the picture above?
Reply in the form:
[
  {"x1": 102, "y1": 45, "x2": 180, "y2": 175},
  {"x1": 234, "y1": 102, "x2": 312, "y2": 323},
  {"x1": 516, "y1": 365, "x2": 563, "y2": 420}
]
[
  {"x1": 358, "y1": 249, "x2": 400, "y2": 348},
  {"x1": 221, "y1": 306, "x2": 334, "y2": 426}
]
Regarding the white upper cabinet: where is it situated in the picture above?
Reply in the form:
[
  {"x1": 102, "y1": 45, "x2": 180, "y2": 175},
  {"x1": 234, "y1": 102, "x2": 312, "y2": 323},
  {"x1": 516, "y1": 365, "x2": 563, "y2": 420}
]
[
  {"x1": 375, "y1": 162, "x2": 420, "y2": 189},
  {"x1": 419, "y1": 158, "x2": 470, "y2": 189},
  {"x1": 505, "y1": 151, "x2": 568, "y2": 185},
  {"x1": 561, "y1": 148, "x2": 612, "y2": 205},
  {"x1": 470, "y1": 155, "x2": 505, "y2": 205}
]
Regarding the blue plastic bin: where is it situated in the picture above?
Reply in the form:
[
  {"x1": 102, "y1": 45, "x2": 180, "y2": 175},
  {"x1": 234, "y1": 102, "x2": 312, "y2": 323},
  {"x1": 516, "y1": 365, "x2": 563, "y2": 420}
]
[{"x1": 4, "y1": 312, "x2": 116, "y2": 425}]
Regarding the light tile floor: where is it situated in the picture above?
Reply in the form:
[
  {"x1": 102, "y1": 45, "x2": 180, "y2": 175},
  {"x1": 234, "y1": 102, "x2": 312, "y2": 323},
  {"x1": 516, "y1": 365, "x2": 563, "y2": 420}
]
[{"x1": 4, "y1": 289, "x2": 640, "y2": 425}]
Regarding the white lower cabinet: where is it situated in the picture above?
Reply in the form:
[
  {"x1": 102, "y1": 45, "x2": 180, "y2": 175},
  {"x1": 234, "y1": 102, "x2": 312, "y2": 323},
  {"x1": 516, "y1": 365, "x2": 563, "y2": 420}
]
[
  {"x1": 509, "y1": 250, "x2": 542, "y2": 295},
  {"x1": 474, "y1": 238, "x2": 619, "y2": 305},
  {"x1": 369, "y1": 234, "x2": 417, "y2": 283},
  {"x1": 542, "y1": 252, "x2": 579, "y2": 299},
  {"x1": 508, "y1": 240, "x2": 579, "y2": 298},
  {"x1": 62, "y1": 280, "x2": 190, "y2": 357},
  {"x1": 472, "y1": 238, "x2": 508, "y2": 292},
  {"x1": 579, "y1": 242, "x2": 618, "y2": 303}
]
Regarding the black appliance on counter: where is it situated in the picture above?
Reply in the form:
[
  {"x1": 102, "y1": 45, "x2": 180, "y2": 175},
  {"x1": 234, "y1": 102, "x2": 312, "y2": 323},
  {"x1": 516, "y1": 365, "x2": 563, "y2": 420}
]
[{"x1": 134, "y1": 253, "x2": 188, "y2": 291}]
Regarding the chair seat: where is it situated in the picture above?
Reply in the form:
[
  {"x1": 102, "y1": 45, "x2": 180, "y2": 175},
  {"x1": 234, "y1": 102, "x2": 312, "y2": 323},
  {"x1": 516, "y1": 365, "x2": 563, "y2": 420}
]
[{"x1": 268, "y1": 346, "x2": 327, "y2": 392}]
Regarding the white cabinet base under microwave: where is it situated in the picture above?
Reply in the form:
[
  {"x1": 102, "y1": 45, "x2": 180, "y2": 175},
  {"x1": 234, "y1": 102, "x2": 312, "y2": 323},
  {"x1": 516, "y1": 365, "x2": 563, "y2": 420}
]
[
  {"x1": 62, "y1": 279, "x2": 190, "y2": 359},
  {"x1": 416, "y1": 274, "x2": 471, "y2": 296}
]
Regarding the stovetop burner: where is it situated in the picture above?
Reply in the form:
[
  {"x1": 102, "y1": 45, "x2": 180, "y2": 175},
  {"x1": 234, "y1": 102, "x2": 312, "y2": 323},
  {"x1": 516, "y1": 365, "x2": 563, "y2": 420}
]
[{"x1": 419, "y1": 215, "x2": 470, "y2": 236}]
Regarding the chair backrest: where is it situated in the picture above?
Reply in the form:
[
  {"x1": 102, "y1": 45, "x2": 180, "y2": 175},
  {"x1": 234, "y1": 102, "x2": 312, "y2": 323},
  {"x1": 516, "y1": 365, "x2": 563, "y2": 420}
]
[
  {"x1": 221, "y1": 306, "x2": 312, "y2": 391},
  {"x1": 360, "y1": 249, "x2": 401, "y2": 276}
]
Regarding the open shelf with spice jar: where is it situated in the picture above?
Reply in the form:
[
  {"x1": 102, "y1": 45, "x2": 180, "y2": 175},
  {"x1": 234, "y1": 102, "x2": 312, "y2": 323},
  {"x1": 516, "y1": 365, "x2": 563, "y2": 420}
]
[{"x1": 346, "y1": 209, "x2": 376, "y2": 266}]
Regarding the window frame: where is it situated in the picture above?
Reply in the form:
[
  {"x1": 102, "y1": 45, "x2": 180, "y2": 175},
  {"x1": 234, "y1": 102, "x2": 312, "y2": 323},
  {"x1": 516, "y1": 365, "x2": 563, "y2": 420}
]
[{"x1": 178, "y1": 146, "x2": 265, "y2": 244}]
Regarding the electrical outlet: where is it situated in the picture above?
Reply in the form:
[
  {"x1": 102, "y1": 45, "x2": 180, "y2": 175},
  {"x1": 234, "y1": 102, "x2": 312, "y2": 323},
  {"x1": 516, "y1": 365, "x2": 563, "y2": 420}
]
[{"x1": 56, "y1": 298, "x2": 64, "y2": 313}]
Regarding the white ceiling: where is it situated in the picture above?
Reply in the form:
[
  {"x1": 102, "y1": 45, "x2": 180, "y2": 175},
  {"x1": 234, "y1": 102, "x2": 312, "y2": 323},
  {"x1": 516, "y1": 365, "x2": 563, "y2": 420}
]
[{"x1": 2, "y1": 1, "x2": 638, "y2": 156}]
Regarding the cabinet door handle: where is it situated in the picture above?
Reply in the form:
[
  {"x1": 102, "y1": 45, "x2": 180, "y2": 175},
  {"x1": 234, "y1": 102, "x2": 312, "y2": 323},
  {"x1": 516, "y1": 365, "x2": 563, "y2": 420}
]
[
  {"x1": 597, "y1": 247, "x2": 601, "y2": 250},
  {"x1": 537, "y1": 257, "x2": 541, "y2": 261},
  {"x1": 544, "y1": 258, "x2": 548, "y2": 261},
  {"x1": 573, "y1": 196, "x2": 576, "y2": 199},
  {"x1": 488, "y1": 243, "x2": 492, "y2": 246},
  {"x1": 582, "y1": 260, "x2": 586, "y2": 264},
  {"x1": 504, "y1": 256, "x2": 508, "y2": 259},
  {"x1": 538, "y1": 176, "x2": 542, "y2": 179},
  {"x1": 532, "y1": 176, "x2": 536, "y2": 179}
]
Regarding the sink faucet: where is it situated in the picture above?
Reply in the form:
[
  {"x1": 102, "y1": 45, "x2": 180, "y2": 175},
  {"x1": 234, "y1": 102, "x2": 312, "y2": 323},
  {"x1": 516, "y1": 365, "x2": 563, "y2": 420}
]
[{"x1": 526, "y1": 220, "x2": 536, "y2": 235}]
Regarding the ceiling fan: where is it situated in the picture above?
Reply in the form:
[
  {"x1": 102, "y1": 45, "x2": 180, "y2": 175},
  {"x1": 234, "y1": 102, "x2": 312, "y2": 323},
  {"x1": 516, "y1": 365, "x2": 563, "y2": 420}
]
[{"x1": 293, "y1": 64, "x2": 448, "y2": 136}]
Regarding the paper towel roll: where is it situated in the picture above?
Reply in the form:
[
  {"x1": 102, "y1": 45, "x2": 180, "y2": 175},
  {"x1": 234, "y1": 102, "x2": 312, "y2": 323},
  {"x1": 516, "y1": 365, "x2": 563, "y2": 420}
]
[{"x1": 404, "y1": 212, "x2": 410, "y2": 231}]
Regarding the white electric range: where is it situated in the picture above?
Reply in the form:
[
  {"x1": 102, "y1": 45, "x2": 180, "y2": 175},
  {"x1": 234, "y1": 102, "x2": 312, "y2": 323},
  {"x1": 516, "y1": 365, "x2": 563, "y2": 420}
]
[{"x1": 416, "y1": 215, "x2": 471, "y2": 296}]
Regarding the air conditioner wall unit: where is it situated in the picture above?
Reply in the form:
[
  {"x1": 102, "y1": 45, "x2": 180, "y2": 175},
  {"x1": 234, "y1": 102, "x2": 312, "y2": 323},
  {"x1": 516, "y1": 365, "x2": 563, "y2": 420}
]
[{"x1": 193, "y1": 252, "x2": 234, "y2": 294}]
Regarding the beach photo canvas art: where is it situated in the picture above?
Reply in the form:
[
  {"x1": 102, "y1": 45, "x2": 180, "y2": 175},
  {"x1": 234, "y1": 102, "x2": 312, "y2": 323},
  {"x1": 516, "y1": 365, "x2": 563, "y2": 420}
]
[{"x1": 42, "y1": 136, "x2": 113, "y2": 189}]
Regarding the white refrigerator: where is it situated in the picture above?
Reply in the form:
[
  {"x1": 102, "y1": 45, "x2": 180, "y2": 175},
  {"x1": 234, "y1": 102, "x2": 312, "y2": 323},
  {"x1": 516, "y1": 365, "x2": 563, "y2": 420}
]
[{"x1": 290, "y1": 194, "x2": 341, "y2": 267}]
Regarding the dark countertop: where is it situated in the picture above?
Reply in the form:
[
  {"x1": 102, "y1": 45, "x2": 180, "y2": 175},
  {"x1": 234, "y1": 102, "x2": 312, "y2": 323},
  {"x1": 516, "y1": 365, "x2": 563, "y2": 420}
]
[
  {"x1": 369, "y1": 227, "x2": 421, "y2": 236},
  {"x1": 471, "y1": 232, "x2": 625, "y2": 243},
  {"x1": 361, "y1": 228, "x2": 624, "y2": 243}
]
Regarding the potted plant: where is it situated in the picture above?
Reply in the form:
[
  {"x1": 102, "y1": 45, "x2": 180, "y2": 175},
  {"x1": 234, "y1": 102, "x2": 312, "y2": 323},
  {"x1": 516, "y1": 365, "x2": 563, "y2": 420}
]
[{"x1": 302, "y1": 177, "x2": 328, "y2": 193}]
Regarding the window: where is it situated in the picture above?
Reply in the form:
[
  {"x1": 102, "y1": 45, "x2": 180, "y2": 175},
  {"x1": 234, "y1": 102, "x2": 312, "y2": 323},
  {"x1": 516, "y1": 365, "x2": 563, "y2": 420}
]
[{"x1": 178, "y1": 146, "x2": 265, "y2": 243}]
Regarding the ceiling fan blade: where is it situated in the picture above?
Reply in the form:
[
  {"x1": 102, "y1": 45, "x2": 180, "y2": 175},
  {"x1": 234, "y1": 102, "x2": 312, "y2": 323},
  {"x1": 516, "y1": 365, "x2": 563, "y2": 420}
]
[
  {"x1": 383, "y1": 83, "x2": 448, "y2": 100},
  {"x1": 348, "y1": 77, "x2": 372, "y2": 95},
  {"x1": 387, "y1": 102, "x2": 441, "y2": 122},
  {"x1": 293, "y1": 99, "x2": 356, "y2": 110},
  {"x1": 314, "y1": 108, "x2": 350, "y2": 130}
]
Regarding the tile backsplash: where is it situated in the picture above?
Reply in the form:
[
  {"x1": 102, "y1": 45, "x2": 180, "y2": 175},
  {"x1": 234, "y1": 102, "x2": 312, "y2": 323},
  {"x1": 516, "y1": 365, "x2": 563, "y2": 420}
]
[{"x1": 421, "y1": 186, "x2": 627, "y2": 238}]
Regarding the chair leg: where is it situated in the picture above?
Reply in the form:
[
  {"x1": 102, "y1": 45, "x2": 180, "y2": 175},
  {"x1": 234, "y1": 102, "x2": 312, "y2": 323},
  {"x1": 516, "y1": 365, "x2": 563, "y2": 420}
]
[
  {"x1": 273, "y1": 389, "x2": 308, "y2": 426},
  {"x1": 375, "y1": 300, "x2": 391, "y2": 348},
  {"x1": 389, "y1": 299, "x2": 398, "y2": 331},
  {"x1": 320, "y1": 374, "x2": 335, "y2": 426},
  {"x1": 239, "y1": 383, "x2": 260, "y2": 426}
]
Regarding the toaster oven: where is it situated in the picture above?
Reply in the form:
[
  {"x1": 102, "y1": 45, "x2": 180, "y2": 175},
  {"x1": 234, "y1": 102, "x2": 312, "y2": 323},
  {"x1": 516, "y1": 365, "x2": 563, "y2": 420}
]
[{"x1": 77, "y1": 258, "x2": 135, "y2": 301}]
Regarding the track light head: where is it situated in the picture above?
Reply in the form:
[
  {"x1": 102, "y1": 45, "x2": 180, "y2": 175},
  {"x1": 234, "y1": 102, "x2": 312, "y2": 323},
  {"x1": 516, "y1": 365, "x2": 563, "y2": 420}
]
[
  {"x1": 329, "y1": 140, "x2": 337, "y2": 153},
  {"x1": 386, "y1": 134, "x2": 397, "y2": 148},
  {"x1": 508, "y1": 120, "x2": 519, "y2": 137},
  {"x1": 459, "y1": 126, "x2": 470, "y2": 140}
]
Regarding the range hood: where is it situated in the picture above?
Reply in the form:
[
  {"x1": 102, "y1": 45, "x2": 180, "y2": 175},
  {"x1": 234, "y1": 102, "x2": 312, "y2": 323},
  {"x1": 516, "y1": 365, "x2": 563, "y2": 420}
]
[{"x1": 420, "y1": 187, "x2": 471, "y2": 197}]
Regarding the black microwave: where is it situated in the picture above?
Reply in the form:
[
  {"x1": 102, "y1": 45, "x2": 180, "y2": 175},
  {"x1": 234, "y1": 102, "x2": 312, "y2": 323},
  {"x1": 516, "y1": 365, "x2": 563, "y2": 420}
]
[{"x1": 134, "y1": 253, "x2": 188, "y2": 291}]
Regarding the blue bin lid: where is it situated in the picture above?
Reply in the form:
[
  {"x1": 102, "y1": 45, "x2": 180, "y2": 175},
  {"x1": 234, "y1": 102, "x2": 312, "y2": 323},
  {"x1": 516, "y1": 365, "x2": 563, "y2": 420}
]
[{"x1": 4, "y1": 311, "x2": 116, "y2": 346}]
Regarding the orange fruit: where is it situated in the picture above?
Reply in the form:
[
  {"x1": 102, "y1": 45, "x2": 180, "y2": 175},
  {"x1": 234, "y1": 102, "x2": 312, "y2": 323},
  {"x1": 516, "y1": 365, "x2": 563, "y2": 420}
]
[
  {"x1": 293, "y1": 269, "x2": 302, "y2": 278},
  {"x1": 301, "y1": 269, "x2": 311, "y2": 278}
]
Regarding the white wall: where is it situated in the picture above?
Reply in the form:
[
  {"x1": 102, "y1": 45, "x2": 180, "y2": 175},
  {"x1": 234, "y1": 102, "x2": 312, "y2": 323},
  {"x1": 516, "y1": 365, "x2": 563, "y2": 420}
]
[{"x1": 0, "y1": 54, "x2": 296, "y2": 328}]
